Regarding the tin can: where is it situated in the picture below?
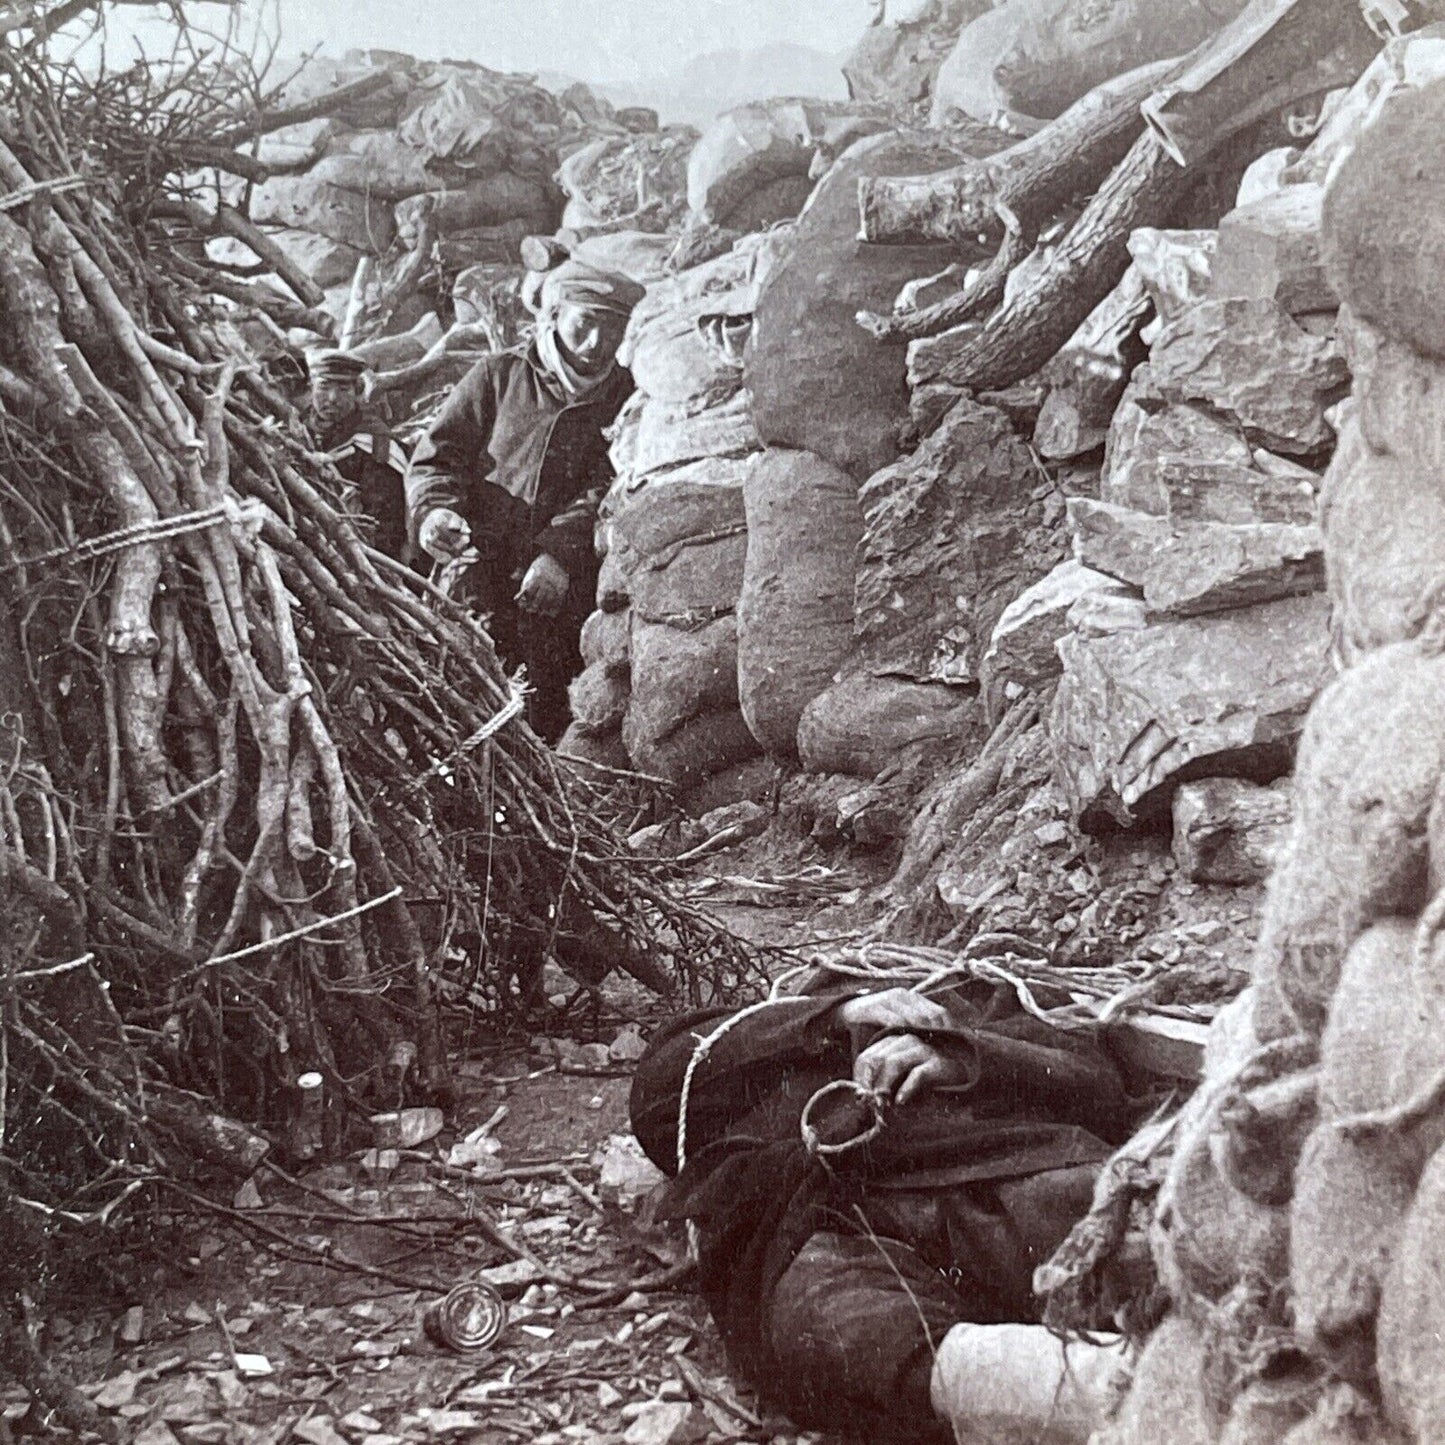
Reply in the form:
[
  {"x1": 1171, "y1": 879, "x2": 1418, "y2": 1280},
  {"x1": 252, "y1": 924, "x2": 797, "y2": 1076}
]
[{"x1": 422, "y1": 1282, "x2": 508, "y2": 1352}]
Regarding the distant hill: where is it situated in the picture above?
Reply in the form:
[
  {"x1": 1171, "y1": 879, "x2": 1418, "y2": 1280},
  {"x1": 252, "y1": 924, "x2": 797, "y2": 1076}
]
[{"x1": 538, "y1": 43, "x2": 851, "y2": 128}]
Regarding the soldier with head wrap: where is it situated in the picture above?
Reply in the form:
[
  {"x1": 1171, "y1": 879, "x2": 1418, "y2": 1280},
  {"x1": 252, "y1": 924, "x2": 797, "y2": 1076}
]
[
  {"x1": 305, "y1": 350, "x2": 412, "y2": 564},
  {"x1": 406, "y1": 259, "x2": 644, "y2": 742}
]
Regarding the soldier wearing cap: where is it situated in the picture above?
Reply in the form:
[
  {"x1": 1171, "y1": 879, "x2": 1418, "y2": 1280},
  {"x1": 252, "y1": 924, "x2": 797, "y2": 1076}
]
[
  {"x1": 306, "y1": 350, "x2": 411, "y2": 564},
  {"x1": 406, "y1": 260, "x2": 644, "y2": 743}
]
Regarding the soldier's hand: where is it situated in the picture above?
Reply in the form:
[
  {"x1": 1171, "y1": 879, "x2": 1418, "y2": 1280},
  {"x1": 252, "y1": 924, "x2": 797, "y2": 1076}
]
[
  {"x1": 516, "y1": 554, "x2": 569, "y2": 616},
  {"x1": 853, "y1": 1033, "x2": 953, "y2": 1105},
  {"x1": 417, "y1": 507, "x2": 471, "y2": 562},
  {"x1": 836, "y1": 987, "x2": 952, "y2": 1035}
]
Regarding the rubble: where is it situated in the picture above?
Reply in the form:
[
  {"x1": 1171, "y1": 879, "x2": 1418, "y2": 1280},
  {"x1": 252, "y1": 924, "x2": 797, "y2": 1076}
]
[
  {"x1": 1211, "y1": 185, "x2": 1335, "y2": 315},
  {"x1": 1067, "y1": 498, "x2": 1324, "y2": 616},
  {"x1": 1134, "y1": 297, "x2": 1349, "y2": 456},
  {"x1": 1171, "y1": 778, "x2": 1292, "y2": 885},
  {"x1": 854, "y1": 399, "x2": 1060, "y2": 683},
  {"x1": 1050, "y1": 592, "x2": 1332, "y2": 827}
]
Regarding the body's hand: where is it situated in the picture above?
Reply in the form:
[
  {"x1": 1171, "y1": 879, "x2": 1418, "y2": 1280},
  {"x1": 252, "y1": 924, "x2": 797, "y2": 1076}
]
[
  {"x1": 836, "y1": 987, "x2": 952, "y2": 1035},
  {"x1": 854, "y1": 1032, "x2": 953, "y2": 1105},
  {"x1": 516, "y1": 553, "x2": 569, "y2": 615},
  {"x1": 417, "y1": 507, "x2": 472, "y2": 562}
]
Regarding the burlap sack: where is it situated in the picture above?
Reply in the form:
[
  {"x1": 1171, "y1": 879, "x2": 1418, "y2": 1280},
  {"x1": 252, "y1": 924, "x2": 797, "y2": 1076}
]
[
  {"x1": 1251, "y1": 635, "x2": 1445, "y2": 1034},
  {"x1": 567, "y1": 662, "x2": 629, "y2": 737},
  {"x1": 623, "y1": 709, "x2": 761, "y2": 789},
  {"x1": 629, "y1": 530, "x2": 748, "y2": 627},
  {"x1": 1290, "y1": 1121, "x2": 1415, "y2": 1380},
  {"x1": 1376, "y1": 1142, "x2": 1445, "y2": 1440},
  {"x1": 579, "y1": 608, "x2": 631, "y2": 679},
  {"x1": 1092, "y1": 1317, "x2": 1216, "y2": 1445},
  {"x1": 737, "y1": 449, "x2": 862, "y2": 759},
  {"x1": 556, "y1": 723, "x2": 632, "y2": 773},
  {"x1": 622, "y1": 616, "x2": 740, "y2": 756}
]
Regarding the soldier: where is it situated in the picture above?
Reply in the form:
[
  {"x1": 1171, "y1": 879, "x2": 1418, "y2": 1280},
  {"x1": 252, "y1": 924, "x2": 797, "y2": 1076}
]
[
  {"x1": 305, "y1": 350, "x2": 411, "y2": 564},
  {"x1": 405, "y1": 260, "x2": 643, "y2": 743}
]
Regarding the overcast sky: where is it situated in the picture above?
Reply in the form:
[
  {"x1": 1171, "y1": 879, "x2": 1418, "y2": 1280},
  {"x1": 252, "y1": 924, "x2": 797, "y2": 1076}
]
[{"x1": 90, "y1": 0, "x2": 876, "y2": 84}]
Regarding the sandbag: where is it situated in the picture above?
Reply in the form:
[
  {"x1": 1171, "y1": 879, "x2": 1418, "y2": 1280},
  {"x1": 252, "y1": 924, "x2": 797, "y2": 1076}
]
[
  {"x1": 608, "y1": 461, "x2": 748, "y2": 560},
  {"x1": 1151, "y1": 1068, "x2": 1290, "y2": 1312},
  {"x1": 844, "y1": 0, "x2": 989, "y2": 108},
  {"x1": 686, "y1": 98, "x2": 890, "y2": 227},
  {"x1": 567, "y1": 662, "x2": 629, "y2": 737},
  {"x1": 746, "y1": 132, "x2": 964, "y2": 481},
  {"x1": 631, "y1": 391, "x2": 760, "y2": 479},
  {"x1": 1218, "y1": 1380, "x2": 1314, "y2": 1445},
  {"x1": 309, "y1": 130, "x2": 440, "y2": 201},
  {"x1": 396, "y1": 67, "x2": 563, "y2": 178},
  {"x1": 623, "y1": 616, "x2": 740, "y2": 753},
  {"x1": 251, "y1": 176, "x2": 397, "y2": 254},
  {"x1": 569, "y1": 231, "x2": 675, "y2": 285},
  {"x1": 1319, "y1": 918, "x2": 1445, "y2": 1170},
  {"x1": 1093, "y1": 1317, "x2": 1215, "y2": 1445},
  {"x1": 930, "y1": 0, "x2": 1252, "y2": 126},
  {"x1": 1252, "y1": 634, "x2": 1445, "y2": 1034},
  {"x1": 1377, "y1": 1142, "x2": 1445, "y2": 1439},
  {"x1": 929, "y1": 1323, "x2": 1125, "y2": 1445},
  {"x1": 720, "y1": 172, "x2": 816, "y2": 232},
  {"x1": 624, "y1": 289, "x2": 750, "y2": 406},
  {"x1": 596, "y1": 544, "x2": 634, "y2": 613},
  {"x1": 1321, "y1": 316, "x2": 1445, "y2": 662},
  {"x1": 1290, "y1": 1120, "x2": 1416, "y2": 1379},
  {"x1": 557, "y1": 723, "x2": 632, "y2": 773},
  {"x1": 1322, "y1": 75, "x2": 1445, "y2": 361},
  {"x1": 737, "y1": 449, "x2": 863, "y2": 759},
  {"x1": 629, "y1": 531, "x2": 748, "y2": 627},
  {"x1": 579, "y1": 609, "x2": 631, "y2": 678},
  {"x1": 624, "y1": 708, "x2": 761, "y2": 789},
  {"x1": 556, "y1": 129, "x2": 693, "y2": 231},
  {"x1": 796, "y1": 675, "x2": 978, "y2": 780}
]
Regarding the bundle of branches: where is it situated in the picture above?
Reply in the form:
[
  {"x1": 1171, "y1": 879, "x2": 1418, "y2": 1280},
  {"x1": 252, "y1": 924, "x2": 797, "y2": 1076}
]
[{"x1": 0, "y1": 4, "x2": 773, "y2": 1394}]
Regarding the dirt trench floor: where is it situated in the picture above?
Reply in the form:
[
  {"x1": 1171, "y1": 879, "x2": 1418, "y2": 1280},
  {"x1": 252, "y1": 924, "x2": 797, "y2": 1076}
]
[{"x1": 8, "y1": 847, "x2": 871, "y2": 1445}]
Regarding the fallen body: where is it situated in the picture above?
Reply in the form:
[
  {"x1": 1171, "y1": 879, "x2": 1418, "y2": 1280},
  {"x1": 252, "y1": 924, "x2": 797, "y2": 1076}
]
[{"x1": 630, "y1": 978, "x2": 1156, "y2": 1443}]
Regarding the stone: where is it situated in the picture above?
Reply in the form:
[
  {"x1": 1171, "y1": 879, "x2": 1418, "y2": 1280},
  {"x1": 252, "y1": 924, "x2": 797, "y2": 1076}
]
[
  {"x1": 1101, "y1": 393, "x2": 1255, "y2": 515},
  {"x1": 747, "y1": 132, "x2": 965, "y2": 481},
  {"x1": 1127, "y1": 229, "x2": 1217, "y2": 336},
  {"x1": 621, "y1": 1401, "x2": 700, "y2": 1445},
  {"x1": 608, "y1": 1024, "x2": 649, "y2": 1063},
  {"x1": 855, "y1": 400, "x2": 1048, "y2": 684},
  {"x1": 797, "y1": 675, "x2": 979, "y2": 780},
  {"x1": 294, "y1": 1417, "x2": 350, "y2": 1445},
  {"x1": 697, "y1": 799, "x2": 769, "y2": 842},
  {"x1": 844, "y1": 0, "x2": 989, "y2": 108},
  {"x1": 1067, "y1": 498, "x2": 1324, "y2": 617},
  {"x1": 980, "y1": 560, "x2": 1128, "y2": 718},
  {"x1": 1153, "y1": 456, "x2": 1318, "y2": 527},
  {"x1": 1172, "y1": 778, "x2": 1292, "y2": 885},
  {"x1": 1212, "y1": 185, "x2": 1335, "y2": 316},
  {"x1": 1136, "y1": 298, "x2": 1349, "y2": 457},
  {"x1": 594, "y1": 1134, "x2": 666, "y2": 1212},
  {"x1": 1033, "y1": 266, "x2": 1150, "y2": 461},
  {"x1": 1050, "y1": 592, "x2": 1332, "y2": 828}
]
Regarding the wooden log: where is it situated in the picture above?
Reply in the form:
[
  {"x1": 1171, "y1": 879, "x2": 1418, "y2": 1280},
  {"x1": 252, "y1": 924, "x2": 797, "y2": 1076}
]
[
  {"x1": 153, "y1": 198, "x2": 325, "y2": 307},
  {"x1": 1143, "y1": 0, "x2": 1380, "y2": 167},
  {"x1": 857, "y1": 57, "x2": 1177, "y2": 250},
  {"x1": 215, "y1": 69, "x2": 396, "y2": 147},
  {"x1": 907, "y1": 130, "x2": 1191, "y2": 392}
]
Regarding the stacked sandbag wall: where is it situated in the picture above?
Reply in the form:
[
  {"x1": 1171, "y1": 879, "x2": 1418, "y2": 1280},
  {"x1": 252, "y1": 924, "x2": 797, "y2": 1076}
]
[
  {"x1": 1082, "y1": 64, "x2": 1445, "y2": 1445},
  {"x1": 560, "y1": 236, "x2": 775, "y2": 797},
  {"x1": 208, "y1": 51, "x2": 692, "y2": 398}
]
